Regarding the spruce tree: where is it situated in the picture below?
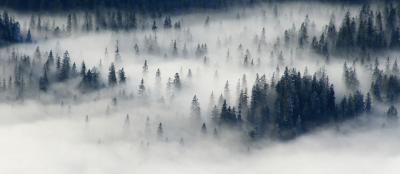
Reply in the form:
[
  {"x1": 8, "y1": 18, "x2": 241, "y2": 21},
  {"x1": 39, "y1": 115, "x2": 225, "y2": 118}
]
[
  {"x1": 108, "y1": 63, "x2": 117, "y2": 86},
  {"x1": 118, "y1": 68, "x2": 126, "y2": 83},
  {"x1": 58, "y1": 51, "x2": 71, "y2": 81},
  {"x1": 173, "y1": 73, "x2": 181, "y2": 90},
  {"x1": 191, "y1": 95, "x2": 201, "y2": 120},
  {"x1": 138, "y1": 78, "x2": 146, "y2": 96},
  {"x1": 25, "y1": 29, "x2": 32, "y2": 43},
  {"x1": 201, "y1": 123, "x2": 207, "y2": 134}
]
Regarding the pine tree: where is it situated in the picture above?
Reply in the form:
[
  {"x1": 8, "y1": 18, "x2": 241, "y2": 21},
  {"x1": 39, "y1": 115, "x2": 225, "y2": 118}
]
[
  {"x1": 39, "y1": 67, "x2": 49, "y2": 91},
  {"x1": 58, "y1": 51, "x2": 71, "y2": 81},
  {"x1": 365, "y1": 92, "x2": 372, "y2": 113},
  {"x1": 390, "y1": 27, "x2": 400, "y2": 48},
  {"x1": 56, "y1": 56, "x2": 61, "y2": 71},
  {"x1": 238, "y1": 90, "x2": 249, "y2": 119},
  {"x1": 71, "y1": 62, "x2": 77, "y2": 77},
  {"x1": 336, "y1": 11, "x2": 354, "y2": 50},
  {"x1": 393, "y1": 60, "x2": 399, "y2": 74},
  {"x1": 172, "y1": 40, "x2": 178, "y2": 56},
  {"x1": 152, "y1": 20, "x2": 157, "y2": 31},
  {"x1": 224, "y1": 81, "x2": 230, "y2": 104},
  {"x1": 201, "y1": 123, "x2": 207, "y2": 134},
  {"x1": 173, "y1": 73, "x2": 181, "y2": 90},
  {"x1": 191, "y1": 95, "x2": 201, "y2": 120},
  {"x1": 108, "y1": 63, "x2": 117, "y2": 86},
  {"x1": 155, "y1": 68, "x2": 161, "y2": 85},
  {"x1": 66, "y1": 14, "x2": 72, "y2": 34},
  {"x1": 298, "y1": 22, "x2": 308, "y2": 48},
  {"x1": 25, "y1": 29, "x2": 32, "y2": 43},
  {"x1": 115, "y1": 40, "x2": 121, "y2": 62},
  {"x1": 211, "y1": 105, "x2": 219, "y2": 124},
  {"x1": 138, "y1": 78, "x2": 146, "y2": 96},
  {"x1": 80, "y1": 61, "x2": 86, "y2": 77},
  {"x1": 118, "y1": 68, "x2": 126, "y2": 83},
  {"x1": 157, "y1": 122, "x2": 163, "y2": 138},
  {"x1": 142, "y1": 60, "x2": 148, "y2": 74}
]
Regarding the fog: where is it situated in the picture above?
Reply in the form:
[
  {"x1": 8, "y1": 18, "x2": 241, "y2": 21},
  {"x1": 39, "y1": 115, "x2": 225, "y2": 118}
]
[
  {"x1": 0, "y1": 1, "x2": 400, "y2": 174},
  {"x1": 1, "y1": 102, "x2": 400, "y2": 174}
]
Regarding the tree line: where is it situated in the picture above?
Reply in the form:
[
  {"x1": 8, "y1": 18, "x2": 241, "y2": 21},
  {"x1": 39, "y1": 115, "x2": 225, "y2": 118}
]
[
  {"x1": 196, "y1": 68, "x2": 381, "y2": 140},
  {"x1": 0, "y1": 47, "x2": 126, "y2": 100},
  {"x1": 0, "y1": 0, "x2": 264, "y2": 12},
  {"x1": 0, "y1": 12, "x2": 24, "y2": 46},
  {"x1": 309, "y1": 3, "x2": 400, "y2": 56}
]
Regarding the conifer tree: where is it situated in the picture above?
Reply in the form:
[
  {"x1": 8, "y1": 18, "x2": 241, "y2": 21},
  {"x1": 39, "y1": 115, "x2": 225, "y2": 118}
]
[
  {"x1": 173, "y1": 73, "x2": 181, "y2": 90},
  {"x1": 201, "y1": 123, "x2": 207, "y2": 134},
  {"x1": 108, "y1": 63, "x2": 117, "y2": 86},
  {"x1": 118, "y1": 68, "x2": 126, "y2": 83},
  {"x1": 191, "y1": 95, "x2": 201, "y2": 120},
  {"x1": 138, "y1": 78, "x2": 146, "y2": 96},
  {"x1": 25, "y1": 29, "x2": 32, "y2": 43},
  {"x1": 58, "y1": 51, "x2": 71, "y2": 81}
]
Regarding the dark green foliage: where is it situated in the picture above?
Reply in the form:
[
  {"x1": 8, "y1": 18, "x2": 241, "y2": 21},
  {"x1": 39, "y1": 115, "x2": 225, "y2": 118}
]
[
  {"x1": 298, "y1": 22, "x2": 309, "y2": 48},
  {"x1": 80, "y1": 62, "x2": 86, "y2": 77},
  {"x1": 108, "y1": 63, "x2": 117, "y2": 86},
  {"x1": 173, "y1": 73, "x2": 181, "y2": 90},
  {"x1": 371, "y1": 64, "x2": 400, "y2": 103},
  {"x1": 80, "y1": 68, "x2": 101, "y2": 90},
  {"x1": 164, "y1": 16, "x2": 172, "y2": 29},
  {"x1": 25, "y1": 29, "x2": 32, "y2": 43},
  {"x1": 138, "y1": 78, "x2": 145, "y2": 96},
  {"x1": 0, "y1": 12, "x2": 23, "y2": 46},
  {"x1": 337, "y1": 91, "x2": 365, "y2": 121},
  {"x1": 39, "y1": 67, "x2": 49, "y2": 91},
  {"x1": 58, "y1": 51, "x2": 71, "y2": 81},
  {"x1": 273, "y1": 68, "x2": 338, "y2": 138},
  {"x1": 248, "y1": 74, "x2": 268, "y2": 135},
  {"x1": 336, "y1": 11, "x2": 355, "y2": 51},
  {"x1": 191, "y1": 95, "x2": 201, "y2": 119},
  {"x1": 0, "y1": 0, "x2": 265, "y2": 12},
  {"x1": 343, "y1": 62, "x2": 360, "y2": 90},
  {"x1": 118, "y1": 68, "x2": 126, "y2": 83},
  {"x1": 364, "y1": 93, "x2": 371, "y2": 113},
  {"x1": 311, "y1": 3, "x2": 400, "y2": 55},
  {"x1": 201, "y1": 123, "x2": 207, "y2": 134},
  {"x1": 218, "y1": 67, "x2": 368, "y2": 140},
  {"x1": 220, "y1": 100, "x2": 240, "y2": 125}
]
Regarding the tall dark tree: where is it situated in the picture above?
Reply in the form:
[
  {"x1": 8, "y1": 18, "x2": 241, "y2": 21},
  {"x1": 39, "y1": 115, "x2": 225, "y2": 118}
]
[
  {"x1": 25, "y1": 29, "x2": 32, "y2": 43},
  {"x1": 118, "y1": 68, "x2": 126, "y2": 83},
  {"x1": 173, "y1": 73, "x2": 181, "y2": 90},
  {"x1": 191, "y1": 95, "x2": 201, "y2": 120},
  {"x1": 39, "y1": 67, "x2": 49, "y2": 91},
  {"x1": 58, "y1": 51, "x2": 71, "y2": 81},
  {"x1": 108, "y1": 63, "x2": 117, "y2": 86}
]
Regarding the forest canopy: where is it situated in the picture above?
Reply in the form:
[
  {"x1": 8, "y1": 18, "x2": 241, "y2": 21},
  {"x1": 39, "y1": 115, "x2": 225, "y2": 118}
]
[{"x1": 0, "y1": 0, "x2": 381, "y2": 12}]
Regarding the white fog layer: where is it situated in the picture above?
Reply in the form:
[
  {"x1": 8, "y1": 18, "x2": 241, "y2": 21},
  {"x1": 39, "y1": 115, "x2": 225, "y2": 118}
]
[{"x1": 0, "y1": 1, "x2": 400, "y2": 174}]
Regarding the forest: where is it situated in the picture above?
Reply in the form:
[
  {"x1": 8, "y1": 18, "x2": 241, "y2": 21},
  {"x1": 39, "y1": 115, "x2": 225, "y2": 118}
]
[{"x1": 0, "y1": 1, "x2": 400, "y2": 174}]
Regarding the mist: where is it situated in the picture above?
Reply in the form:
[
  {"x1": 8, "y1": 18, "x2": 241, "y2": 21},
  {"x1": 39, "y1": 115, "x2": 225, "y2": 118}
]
[{"x1": 0, "y1": 1, "x2": 400, "y2": 174}]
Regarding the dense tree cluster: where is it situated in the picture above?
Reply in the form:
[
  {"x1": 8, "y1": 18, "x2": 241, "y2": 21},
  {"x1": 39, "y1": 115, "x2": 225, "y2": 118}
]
[
  {"x1": 343, "y1": 62, "x2": 360, "y2": 91},
  {"x1": 210, "y1": 68, "x2": 370, "y2": 140},
  {"x1": 0, "y1": 12, "x2": 23, "y2": 46},
  {"x1": 310, "y1": 4, "x2": 400, "y2": 55},
  {"x1": 371, "y1": 58, "x2": 400, "y2": 103},
  {"x1": 0, "y1": 48, "x2": 127, "y2": 100},
  {"x1": 0, "y1": 0, "x2": 265, "y2": 12}
]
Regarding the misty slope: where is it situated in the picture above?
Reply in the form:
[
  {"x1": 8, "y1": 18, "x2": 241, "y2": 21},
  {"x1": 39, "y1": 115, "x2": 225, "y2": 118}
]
[{"x1": 0, "y1": 1, "x2": 400, "y2": 174}]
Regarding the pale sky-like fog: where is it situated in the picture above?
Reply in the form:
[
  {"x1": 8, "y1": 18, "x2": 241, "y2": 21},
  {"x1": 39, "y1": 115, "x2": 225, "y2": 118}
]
[{"x1": 0, "y1": 2, "x2": 400, "y2": 174}]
